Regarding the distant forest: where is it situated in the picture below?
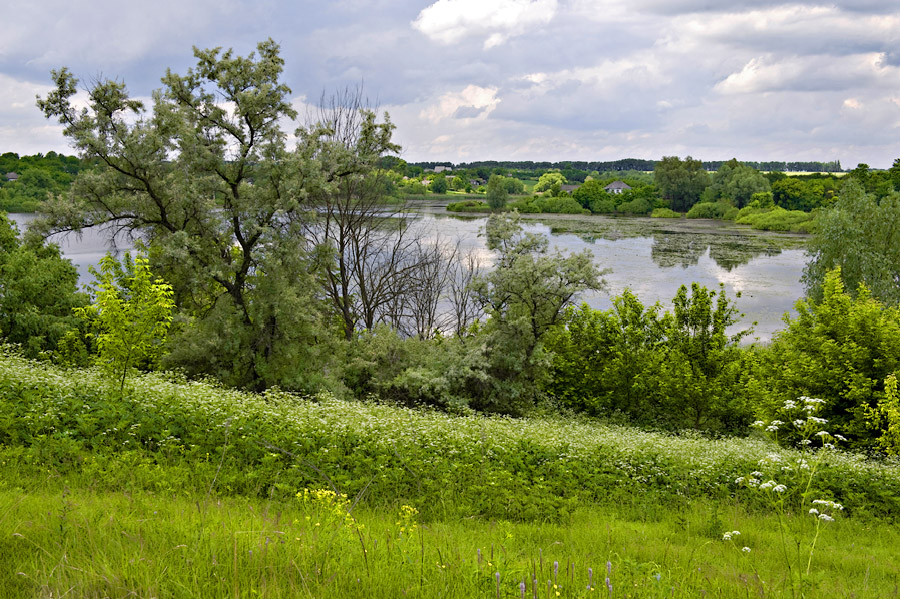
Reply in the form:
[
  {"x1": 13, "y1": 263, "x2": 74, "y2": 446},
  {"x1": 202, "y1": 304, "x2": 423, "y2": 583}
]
[{"x1": 411, "y1": 158, "x2": 843, "y2": 173}]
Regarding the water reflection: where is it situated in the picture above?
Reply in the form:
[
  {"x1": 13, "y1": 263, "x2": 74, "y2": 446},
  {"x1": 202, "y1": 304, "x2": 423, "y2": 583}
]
[
  {"x1": 8, "y1": 208, "x2": 809, "y2": 343},
  {"x1": 418, "y1": 207, "x2": 809, "y2": 342}
]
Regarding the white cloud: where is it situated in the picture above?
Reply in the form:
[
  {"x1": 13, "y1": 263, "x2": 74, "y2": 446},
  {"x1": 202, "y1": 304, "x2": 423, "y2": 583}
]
[
  {"x1": 715, "y1": 53, "x2": 898, "y2": 94},
  {"x1": 412, "y1": 0, "x2": 558, "y2": 49},
  {"x1": 420, "y1": 85, "x2": 500, "y2": 122}
]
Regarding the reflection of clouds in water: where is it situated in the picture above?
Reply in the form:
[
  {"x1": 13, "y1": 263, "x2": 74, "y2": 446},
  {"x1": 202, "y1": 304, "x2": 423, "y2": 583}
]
[
  {"x1": 421, "y1": 211, "x2": 806, "y2": 341},
  {"x1": 13, "y1": 207, "x2": 806, "y2": 342}
]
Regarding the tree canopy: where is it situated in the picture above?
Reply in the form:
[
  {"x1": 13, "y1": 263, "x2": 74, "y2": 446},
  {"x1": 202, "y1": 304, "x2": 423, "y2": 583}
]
[
  {"x1": 35, "y1": 39, "x2": 397, "y2": 390},
  {"x1": 654, "y1": 156, "x2": 709, "y2": 212}
]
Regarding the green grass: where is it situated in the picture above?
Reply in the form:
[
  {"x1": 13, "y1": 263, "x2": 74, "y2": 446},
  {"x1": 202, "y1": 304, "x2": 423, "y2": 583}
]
[{"x1": 3, "y1": 471, "x2": 899, "y2": 598}]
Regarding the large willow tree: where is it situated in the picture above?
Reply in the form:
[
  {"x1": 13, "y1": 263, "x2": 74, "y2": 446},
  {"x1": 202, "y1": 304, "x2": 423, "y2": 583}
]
[{"x1": 35, "y1": 40, "x2": 396, "y2": 390}]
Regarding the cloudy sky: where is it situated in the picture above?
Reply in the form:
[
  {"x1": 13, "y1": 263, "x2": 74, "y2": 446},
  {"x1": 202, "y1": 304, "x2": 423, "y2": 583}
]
[{"x1": 2, "y1": 0, "x2": 899, "y2": 167}]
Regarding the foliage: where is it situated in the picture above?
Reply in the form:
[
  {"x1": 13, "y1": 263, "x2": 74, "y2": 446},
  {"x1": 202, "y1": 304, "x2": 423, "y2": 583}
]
[
  {"x1": 545, "y1": 284, "x2": 754, "y2": 433},
  {"x1": 485, "y1": 174, "x2": 508, "y2": 210},
  {"x1": 707, "y1": 159, "x2": 770, "y2": 208},
  {"x1": 734, "y1": 205, "x2": 816, "y2": 232},
  {"x1": 864, "y1": 374, "x2": 900, "y2": 456},
  {"x1": 34, "y1": 40, "x2": 397, "y2": 391},
  {"x1": 803, "y1": 180, "x2": 900, "y2": 306},
  {"x1": 533, "y1": 171, "x2": 566, "y2": 194},
  {"x1": 754, "y1": 269, "x2": 900, "y2": 446},
  {"x1": 446, "y1": 199, "x2": 490, "y2": 213},
  {"x1": 469, "y1": 214, "x2": 603, "y2": 414},
  {"x1": 3, "y1": 349, "x2": 900, "y2": 523},
  {"x1": 76, "y1": 252, "x2": 174, "y2": 394},
  {"x1": 650, "y1": 207, "x2": 680, "y2": 218},
  {"x1": 0, "y1": 213, "x2": 86, "y2": 357},
  {"x1": 615, "y1": 196, "x2": 652, "y2": 215},
  {"x1": 429, "y1": 173, "x2": 448, "y2": 194},
  {"x1": 571, "y1": 180, "x2": 608, "y2": 209},
  {"x1": 686, "y1": 200, "x2": 733, "y2": 219},
  {"x1": 0, "y1": 152, "x2": 91, "y2": 212},
  {"x1": 654, "y1": 156, "x2": 709, "y2": 212}
]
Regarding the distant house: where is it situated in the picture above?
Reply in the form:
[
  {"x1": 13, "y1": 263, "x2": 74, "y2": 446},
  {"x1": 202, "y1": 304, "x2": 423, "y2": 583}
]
[
  {"x1": 560, "y1": 184, "x2": 581, "y2": 194},
  {"x1": 433, "y1": 166, "x2": 452, "y2": 173},
  {"x1": 4, "y1": 172, "x2": 18, "y2": 182},
  {"x1": 604, "y1": 181, "x2": 631, "y2": 194}
]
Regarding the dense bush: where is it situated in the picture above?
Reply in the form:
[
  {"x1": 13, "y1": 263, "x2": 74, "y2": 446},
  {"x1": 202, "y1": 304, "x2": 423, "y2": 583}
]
[
  {"x1": 616, "y1": 197, "x2": 652, "y2": 215},
  {"x1": 651, "y1": 207, "x2": 681, "y2": 218},
  {"x1": 589, "y1": 198, "x2": 616, "y2": 213},
  {"x1": 686, "y1": 200, "x2": 734, "y2": 219},
  {"x1": 734, "y1": 205, "x2": 816, "y2": 232},
  {"x1": 446, "y1": 199, "x2": 490, "y2": 212},
  {"x1": 0, "y1": 213, "x2": 86, "y2": 357},
  {"x1": 544, "y1": 285, "x2": 754, "y2": 433},
  {"x1": 752, "y1": 269, "x2": 900, "y2": 447}
]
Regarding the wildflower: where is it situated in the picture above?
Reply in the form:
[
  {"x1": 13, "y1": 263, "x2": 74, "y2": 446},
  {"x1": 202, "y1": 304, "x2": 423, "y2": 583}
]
[
  {"x1": 809, "y1": 508, "x2": 819, "y2": 515},
  {"x1": 752, "y1": 420, "x2": 766, "y2": 427},
  {"x1": 773, "y1": 484, "x2": 787, "y2": 493},
  {"x1": 783, "y1": 400, "x2": 798, "y2": 409},
  {"x1": 793, "y1": 419, "x2": 806, "y2": 428},
  {"x1": 742, "y1": 547, "x2": 751, "y2": 553},
  {"x1": 819, "y1": 514, "x2": 834, "y2": 522},
  {"x1": 722, "y1": 530, "x2": 740, "y2": 541}
]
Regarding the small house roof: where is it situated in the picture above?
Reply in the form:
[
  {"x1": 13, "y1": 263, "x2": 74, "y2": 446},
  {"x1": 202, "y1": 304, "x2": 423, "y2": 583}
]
[
  {"x1": 604, "y1": 180, "x2": 631, "y2": 190},
  {"x1": 4, "y1": 172, "x2": 19, "y2": 181}
]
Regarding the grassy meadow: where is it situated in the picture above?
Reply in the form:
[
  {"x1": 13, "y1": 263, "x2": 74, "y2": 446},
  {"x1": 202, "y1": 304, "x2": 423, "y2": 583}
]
[{"x1": 2, "y1": 350, "x2": 900, "y2": 597}]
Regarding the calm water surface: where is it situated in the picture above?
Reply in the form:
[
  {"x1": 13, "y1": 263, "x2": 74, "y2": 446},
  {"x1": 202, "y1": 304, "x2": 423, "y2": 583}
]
[{"x1": 10, "y1": 207, "x2": 809, "y2": 342}]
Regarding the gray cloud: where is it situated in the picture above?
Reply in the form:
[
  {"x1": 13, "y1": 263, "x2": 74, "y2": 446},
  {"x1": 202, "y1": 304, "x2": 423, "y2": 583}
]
[{"x1": 2, "y1": 0, "x2": 900, "y2": 167}]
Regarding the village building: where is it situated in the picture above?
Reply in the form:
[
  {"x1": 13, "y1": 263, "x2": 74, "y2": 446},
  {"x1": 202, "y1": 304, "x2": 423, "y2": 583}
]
[{"x1": 604, "y1": 180, "x2": 631, "y2": 194}]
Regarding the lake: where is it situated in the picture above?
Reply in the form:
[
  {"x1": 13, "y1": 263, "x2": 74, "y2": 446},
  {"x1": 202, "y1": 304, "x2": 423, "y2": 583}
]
[{"x1": 8, "y1": 206, "x2": 809, "y2": 342}]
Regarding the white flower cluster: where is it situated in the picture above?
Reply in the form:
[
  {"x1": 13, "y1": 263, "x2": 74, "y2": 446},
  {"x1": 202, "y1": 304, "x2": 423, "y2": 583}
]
[
  {"x1": 722, "y1": 530, "x2": 741, "y2": 541},
  {"x1": 758, "y1": 480, "x2": 787, "y2": 493},
  {"x1": 809, "y1": 499, "x2": 843, "y2": 522}
]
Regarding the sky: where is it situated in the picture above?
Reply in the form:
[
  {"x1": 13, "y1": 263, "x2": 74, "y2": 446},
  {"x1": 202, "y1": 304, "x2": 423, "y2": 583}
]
[{"x1": 1, "y1": 0, "x2": 899, "y2": 168}]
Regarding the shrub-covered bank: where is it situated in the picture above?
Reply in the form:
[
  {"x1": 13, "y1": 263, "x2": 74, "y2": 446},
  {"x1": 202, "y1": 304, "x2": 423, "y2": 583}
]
[{"x1": 2, "y1": 351, "x2": 898, "y2": 521}]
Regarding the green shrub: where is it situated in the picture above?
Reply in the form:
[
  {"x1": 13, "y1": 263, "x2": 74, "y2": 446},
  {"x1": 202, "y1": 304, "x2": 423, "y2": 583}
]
[
  {"x1": 651, "y1": 207, "x2": 680, "y2": 218},
  {"x1": 447, "y1": 200, "x2": 490, "y2": 213},
  {"x1": 752, "y1": 269, "x2": 900, "y2": 448},
  {"x1": 589, "y1": 198, "x2": 616, "y2": 213},
  {"x1": 506, "y1": 198, "x2": 541, "y2": 213},
  {"x1": 533, "y1": 196, "x2": 585, "y2": 214},
  {"x1": 686, "y1": 201, "x2": 733, "y2": 219},
  {"x1": 735, "y1": 206, "x2": 815, "y2": 231},
  {"x1": 544, "y1": 284, "x2": 754, "y2": 433},
  {"x1": 616, "y1": 197, "x2": 652, "y2": 215}
]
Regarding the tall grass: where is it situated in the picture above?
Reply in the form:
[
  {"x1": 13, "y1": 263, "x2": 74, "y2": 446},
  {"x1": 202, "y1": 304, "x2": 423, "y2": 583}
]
[{"x1": 3, "y1": 477, "x2": 899, "y2": 598}]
